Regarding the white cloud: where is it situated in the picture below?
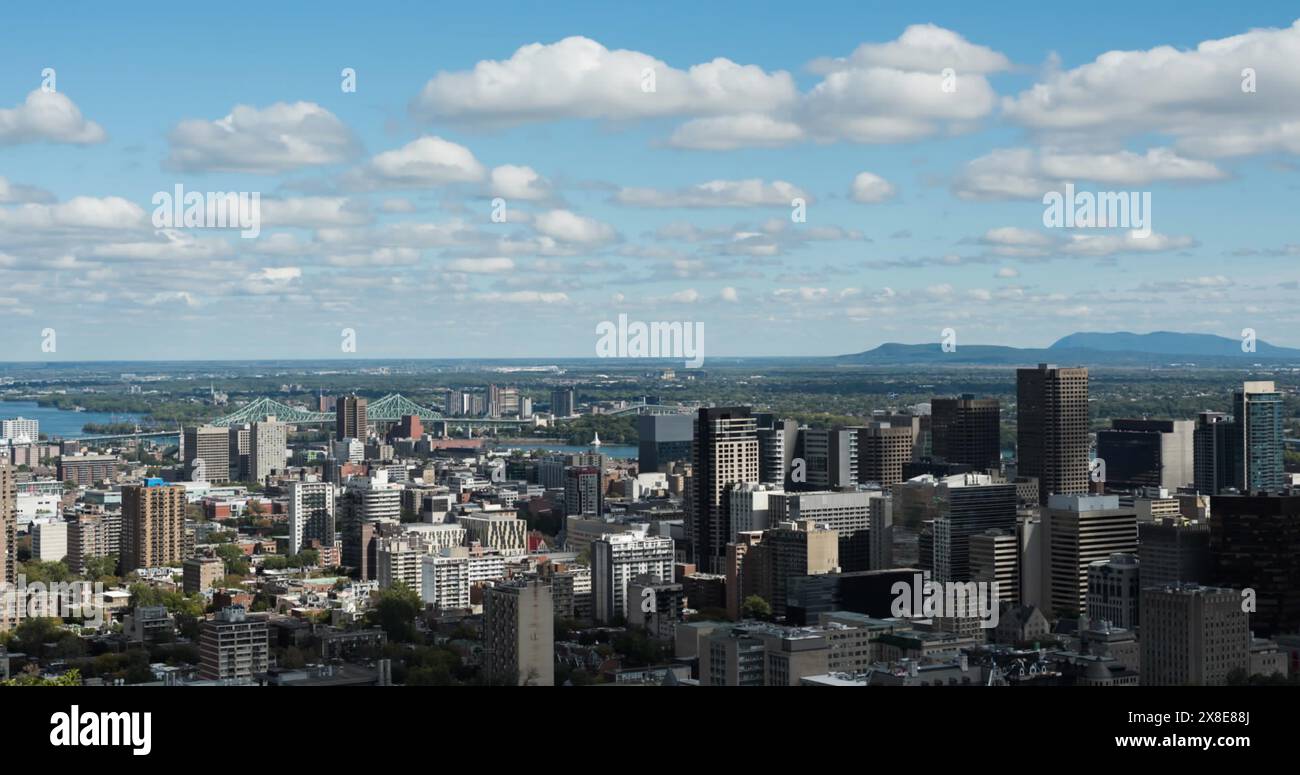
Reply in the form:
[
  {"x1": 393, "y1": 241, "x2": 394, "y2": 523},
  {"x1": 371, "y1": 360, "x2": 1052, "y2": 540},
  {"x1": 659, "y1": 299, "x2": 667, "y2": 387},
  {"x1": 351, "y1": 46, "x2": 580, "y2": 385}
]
[
  {"x1": 489, "y1": 165, "x2": 551, "y2": 200},
  {"x1": 533, "y1": 209, "x2": 618, "y2": 244},
  {"x1": 243, "y1": 266, "x2": 302, "y2": 294},
  {"x1": 0, "y1": 196, "x2": 146, "y2": 231},
  {"x1": 259, "y1": 197, "x2": 371, "y2": 228},
  {"x1": 721, "y1": 286, "x2": 740, "y2": 302},
  {"x1": 1002, "y1": 20, "x2": 1300, "y2": 157},
  {"x1": 446, "y1": 257, "x2": 515, "y2": 273},
  {"x1": 474, "y1": 290, "x2": 570, "y2": 304},
  {"x1": 0, "y1": 176, "x2": 55, "y2": 204},
  {"x1": 850, "y1": 171, "x2": 896, "y2": 203},
  {"x1": 668, "y1": 114, "x2": 804, "y2": 150},
  {"x1": 954, "y1": 147, "x2": 1225, "y2": 200},
  {"x1": 353, "y1": 136, "x2": 486, "y2": 188},
  {"x1": 411, "y1": 36, "x2": 796, "y2": 125},
  {"x1": 615, "y1": 179, "x2": 807, "y2": 207},
  {"x1": 0, "y1": 89, "x2": 106, "y2": 145},
  {"x1": 167, "y1": 102, "x2": 358, "y2": 173},
  {"x1": 1061, "y1": 231, "x2": 1196, "y2": 256}
]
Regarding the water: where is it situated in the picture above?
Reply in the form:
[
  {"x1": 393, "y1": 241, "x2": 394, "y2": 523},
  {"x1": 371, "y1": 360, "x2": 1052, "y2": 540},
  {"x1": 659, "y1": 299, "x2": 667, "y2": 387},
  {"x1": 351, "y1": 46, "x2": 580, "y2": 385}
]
[
  {"x1": 493, "y1": 441, "x2": 638, "y2": 459},
  {"x1": 0, "y1": 400, "x2": 144, "y2": 440}
]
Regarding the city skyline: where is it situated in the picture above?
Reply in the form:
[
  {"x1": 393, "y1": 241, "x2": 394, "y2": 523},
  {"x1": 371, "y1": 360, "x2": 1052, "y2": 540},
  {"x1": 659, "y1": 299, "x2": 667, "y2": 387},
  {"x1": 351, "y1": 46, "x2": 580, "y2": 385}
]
[{"x1": 2, "y1": 3, "x2": 1300, "y2": 359}]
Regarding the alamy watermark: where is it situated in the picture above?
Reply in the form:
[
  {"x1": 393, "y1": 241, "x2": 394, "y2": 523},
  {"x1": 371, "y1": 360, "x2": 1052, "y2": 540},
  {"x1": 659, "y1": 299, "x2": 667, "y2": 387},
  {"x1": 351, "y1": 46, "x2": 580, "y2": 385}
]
[
  {"x1": 596, "y1": 313, "x2": 704, "y2": 368},
  {"x1": 890, "y1": 572, "x2": 1000, "y2": 629},
  {"x1": 1042, "y1": 182, "x2": 1151, "y2": 238},
  {"x1": 0, "y1": 575, "x2": 107, "y2": 628},
  {"x1": 152, "y1": 184, "x2": 261, "y2": 238}
]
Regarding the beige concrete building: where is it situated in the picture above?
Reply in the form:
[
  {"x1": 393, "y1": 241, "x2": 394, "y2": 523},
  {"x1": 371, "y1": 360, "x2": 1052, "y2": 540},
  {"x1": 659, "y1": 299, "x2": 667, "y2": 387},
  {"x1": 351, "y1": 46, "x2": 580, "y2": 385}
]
[
  {"x1": 199, "y1": 606, "x2": 269, "y2": 681},
  {"x1": 184, "y1": 556, "x2": 225, "y2": 595},
  {"x1": 746, "y1": 519, "x2": 838, "y2": 619},
  {"x1": 483, "y1": 579, "x2": 554, "y2": 686},
  {"x1": 184, "y1": 424, "x2": 231, "y2": 483},
  {"x1": 458, "y1": 512, "x2": 527, "y2": 557},
  {"x1": 1141, "y1": 585, "x2": 1249, "y2": 686}
]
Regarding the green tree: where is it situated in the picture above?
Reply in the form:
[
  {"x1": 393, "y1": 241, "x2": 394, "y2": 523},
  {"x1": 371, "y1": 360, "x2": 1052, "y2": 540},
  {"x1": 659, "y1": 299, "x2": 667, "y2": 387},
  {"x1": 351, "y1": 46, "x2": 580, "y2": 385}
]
[
  {"x1": 368, "y1": 583, "x2": 423, "y2": 643},
  {"x1": 2, "y1": 667, "x2": 82, "y2": 686},
  {"x1": 741, "y1": 595, "x2": 772, "y2": 621}
]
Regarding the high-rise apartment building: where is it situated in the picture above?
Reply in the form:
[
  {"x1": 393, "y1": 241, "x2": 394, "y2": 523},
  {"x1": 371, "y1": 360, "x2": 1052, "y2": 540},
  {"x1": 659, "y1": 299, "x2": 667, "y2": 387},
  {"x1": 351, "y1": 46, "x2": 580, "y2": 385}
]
[
  {"x1": 691, "y1": 407, "x2": 759, "y2": 574},
  {"x1": 0, "y1": 417, "x2": 39, "y2": 444},
  {"x1": 1232, "y1": 381, "x2": 1283, "y2": 493},
  {"x1": 1017, "y1": 364, "x2": 1089, "y2": 505},
  {"x1": 120, "y1": 481, "x2": 187, "y2": 573},
  {"x1": 0, "y1": 464, "x2": 14, "y2": 586},
  {"x1": 550, "y1": 388, "x2": 575, "y2": 419},
  {"x1": 483, "y1": 579, "x2": 554, "y2": 686},
  {"x1": 199, "y1": 605, "x2": 270, "y2": 681},
  {"x1": 249, "y1": 419, "x2": 287, "y2": 483},
  {"x1": 335, "y1": 395, "x2": 368, "y2": 441},
  {"x1": 288, "y1": 481, "x2": 335, "y2": 555},
  {"x1": 563, "y1": 466, "x2": 603, "y2": 517},
  {"x1": 930, "y1": 395, "x2": 1001, "y2": 469},
  {"x1": 592, "y1": 533, "x2": 675, "y2": 623},
  {"x1": 184, "y1": 424, "x2": 231, "y2": 483}
]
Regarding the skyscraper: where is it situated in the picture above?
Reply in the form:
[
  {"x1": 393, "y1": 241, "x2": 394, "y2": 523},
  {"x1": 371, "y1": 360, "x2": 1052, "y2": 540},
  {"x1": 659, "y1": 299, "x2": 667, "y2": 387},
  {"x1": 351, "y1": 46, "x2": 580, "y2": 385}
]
[
  {"x1": 931, "y1": 473, "x2": 1018, "y2": 582},
  {"x1": 1232, "y1": 381, "x2": 1283, "y2": 493},
  {"x1": 335, "y1": 395, "x2": 368, "y2": 441},
  {"x1": 930, "y1": 394, "x2": 1001, "y2": 469},
  {"x1": 798, "y1": 428, "x2": 857, "y2": 490},
  {"x1": 550, "y1": 387, "x2": 575, "y2": 418},
  {"x1": 855, "y1": 423, "x2": 912, "y2": 490},
  {"x1": 637, "y1": 413, "x2": 693, "y2": 473},
  {"x1": 121, "y1": 481, "x2": 187, "y2": 573},
  {"x1": 0, "y1": 463, "x2": 15, "y2": 587},
  {"x1": 1209, "y1": 492, "x2": 1300, "y2": 636},
  {"x1": 1095, "y1": 419, "x2": 1194, "y2": 491},
  {"x1": 1193, "y1": 411, "x2": 1234, "y2": 495},
  {"x1": 691, "y1": 407, "x2": 759, "y2": 574},
  {"x1": 756, "y1": 414, "x2": 799, "y2": 486},
  {"x1": 1017, "y1": 364, "x2": 1089, "y2": 505},
  {"x1": 1042, "y1": 494, "x2": 1137, "y2": 618}
]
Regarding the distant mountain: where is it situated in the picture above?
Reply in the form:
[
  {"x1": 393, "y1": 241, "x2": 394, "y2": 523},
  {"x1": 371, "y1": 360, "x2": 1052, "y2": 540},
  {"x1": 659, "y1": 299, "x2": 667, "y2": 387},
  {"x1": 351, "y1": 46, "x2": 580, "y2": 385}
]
[
  {"x1": 838, "y1": 331, "x2": 1300, "y2": 365},
  {"x1": 1049, "y1": 331, "x2": 1300, "y2": 357}
]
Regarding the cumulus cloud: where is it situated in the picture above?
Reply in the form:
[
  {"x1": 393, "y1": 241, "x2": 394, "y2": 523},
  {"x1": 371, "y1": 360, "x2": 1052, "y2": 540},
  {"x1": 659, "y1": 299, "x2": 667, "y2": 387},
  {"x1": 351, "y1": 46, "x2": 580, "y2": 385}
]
[
  {"x1": 953, "y1": 147, "x2": 1226, "y2": 200},
  {"x1": 0, "y1": 89, "x2": 106, "y2": 145},
  {"x1": 850, "y1": 171, "x2": 896, "y2": 203},
  {"x1": 446, "y1": 257, "x2": 515, "y2": 273},
  {"x1": 615, "y1": 179, "x2": 807, "y2": 207},
  {"x1": 1002, "y1": 19, "x2": 1300, "y2": 157},
  {"x1": 350, "y1": 136, "x2": 486, "y2": 188},
  {"x1": 167, "y1": 102, "x2": 359, "y2": 173},
  {"x1": 489, "y1": 165, "x2": 551, "y2": 200},
  {"x1": 533, "y1": 209, "x2": 618, "y2": 244},
  {"x1": 0, "y1": 196, "x2": 146, "y2": 231},
  {"x1": 411, "y1": 36, "x2": 797, "y2": 126}
]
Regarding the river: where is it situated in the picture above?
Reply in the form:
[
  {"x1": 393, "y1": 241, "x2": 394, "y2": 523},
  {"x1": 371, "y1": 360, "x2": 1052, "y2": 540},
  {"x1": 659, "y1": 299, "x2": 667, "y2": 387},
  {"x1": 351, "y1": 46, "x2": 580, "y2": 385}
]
[{"x1": 0, "y1": 400, "x2": 144, "y2": 440}]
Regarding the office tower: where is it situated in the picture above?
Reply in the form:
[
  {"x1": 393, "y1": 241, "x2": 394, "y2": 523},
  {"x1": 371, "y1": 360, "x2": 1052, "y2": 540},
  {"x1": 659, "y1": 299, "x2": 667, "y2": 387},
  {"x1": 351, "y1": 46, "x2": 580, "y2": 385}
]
[
  {"x1": 1086, "y1": 553, "x2": 1140, "y2": 630},
  {"x1": 1193, "y1": 411, "x2": 1234, "y2": 494},
  {"x1": 336, "y1": 395, "x2": 368, "y2": 441},
  {"x1": 0, "y1": 464, "x2": 14, "y2": 586},
  {"x1": 637, "y1": 413, "x2": 693, "y2": 473},
  {"x1": 798, "y1": 428, "x2": 857, "y2": 490},
  {"x1": 288, "y1": 481, "x2": 336, "y2": 555},
  {"x1": 1232, "y1": 381, "x2": 1283, "y2": 493},
  {"x1": 199, "y1": 606, "x2": 270, "y2": 681},
  {"x1": 874, "y1": 411, "x2": 927, "y2": 460},
  {"x1": 868, "y1": 494, "x2": 893, "y2": 570},
  {"x1": 592, "y1": 533, "x2": 675, "y2": 623},
  {"x1": 248, "y1": 419, "x2": 287, "y2": 483},
  {"x1": 746, "y1": 519, "x2": 839, "y2": 619},
  {"x1": 0, "y1": 417, "x2": 39, "y2": 444},
  {"x1": 1016, "y1": 363, "x2": 1089, "y2": 505},
  {"x1": 970, "y1": 529, "x2": 1019, "y2": 605},
  {"x1": 1095, "y1": 419, "x2": 1194, "y2": 491},
  {"x1": 120, "y1": 481, "x2": 186, "y2": 573},
  {"x1": 483, "y1": 579, "x2": 554, "y2": 686},
  {"x1": 459, "y1": 512, "x2": 528, "y2": 557},
  {"x1": 1141, "y1": 585, "x2": 1249, "y2": 686},
  {"x1": 756, "y1": 414, "x2": 799, "y2": 486},
  {"x1": 730, "y1": 482, "x2": 782, "y2": 535},
  {"x1": 770, "y1": 490, "x2": 874, "y2": 572},
  {"x1": 931, "y1": 473, "x2": 1017, "y2": 583},
  {"x1": 1041, "y1": 494, "x2": 1137, "y2": 618},
  {"x1": 183, "y1": 556, "x2": 225, "y2": 595},
  {"x1": 550, "y1": 387, "x2": 575, "y2": 418},
  {"x1": 691, "y1": 407, "x2": 759, "y2": 574},
  {"x1": 930, "y1": 395, "x2": 1001, "y2": 469},
  {"x1": 1138, "y1": 518, "x2": 1210, "y2": 588},
  {"x1": 184, "y1": 424, "x2": 231, "y2": 483},
  {"x1": 563, "y1": 466, "x2": 603, "y2": 517},
  {"x1": 1209, "y1": 493, "x2": 1300, "y2": 636},
  {"x1": 856, "y1": 423, "x2": 912, "y2": 490}
]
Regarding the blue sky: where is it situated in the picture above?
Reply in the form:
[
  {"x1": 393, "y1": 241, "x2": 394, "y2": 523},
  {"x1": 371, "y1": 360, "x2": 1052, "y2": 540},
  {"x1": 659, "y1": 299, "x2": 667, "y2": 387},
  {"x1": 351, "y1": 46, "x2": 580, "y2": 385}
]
[{"x1": 2, "y1": 1, "x2": 1299, "y2": 360}]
